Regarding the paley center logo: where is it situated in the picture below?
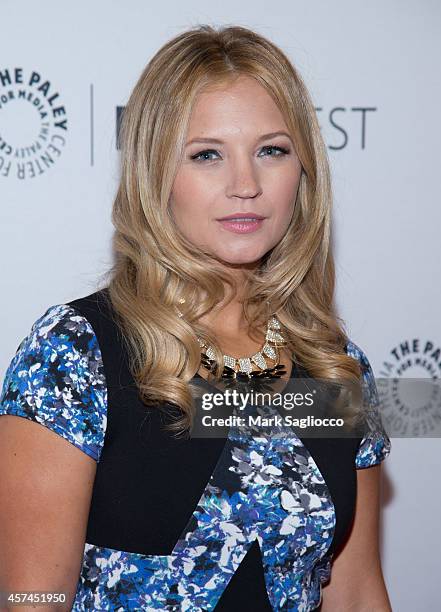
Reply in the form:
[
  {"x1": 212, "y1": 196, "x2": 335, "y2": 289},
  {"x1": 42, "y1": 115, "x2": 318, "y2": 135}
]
[
  {"x1": 378, "y1": 339, "x2": 441, "y2": 436},
  {"x1": 0, "y1": 67, "x2": 68, "y2": 179}
]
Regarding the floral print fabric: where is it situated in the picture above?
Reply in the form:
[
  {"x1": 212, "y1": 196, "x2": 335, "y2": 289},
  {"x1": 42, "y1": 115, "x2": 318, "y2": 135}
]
[{"x1": 0, "y1": 304, "x2": 391, "y2": 611}]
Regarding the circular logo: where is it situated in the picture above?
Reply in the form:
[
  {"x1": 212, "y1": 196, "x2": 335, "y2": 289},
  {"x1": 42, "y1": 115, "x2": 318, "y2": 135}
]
[
  {"x1": 0, "y1": 67, "x2": 68, "y2": 179},
  {"x1": 378, "y1": 339, "x2": 441, "y2": 436}
]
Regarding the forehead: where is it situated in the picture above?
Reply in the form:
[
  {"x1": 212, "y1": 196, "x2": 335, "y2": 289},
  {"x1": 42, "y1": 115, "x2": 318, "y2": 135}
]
[{"x1": 187, "y1": 76, "x2": 287, "y2": 136}]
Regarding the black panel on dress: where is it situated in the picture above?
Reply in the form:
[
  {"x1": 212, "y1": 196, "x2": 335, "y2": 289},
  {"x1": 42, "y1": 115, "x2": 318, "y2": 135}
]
[{"x1": 67, "y1": 288, "x2": 360, "y2": 609}]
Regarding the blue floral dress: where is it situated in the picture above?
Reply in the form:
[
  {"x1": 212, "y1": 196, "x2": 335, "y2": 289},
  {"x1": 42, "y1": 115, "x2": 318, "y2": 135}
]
[{"x1": 0, "y1": 292, "x2": 391, "y2": 611}]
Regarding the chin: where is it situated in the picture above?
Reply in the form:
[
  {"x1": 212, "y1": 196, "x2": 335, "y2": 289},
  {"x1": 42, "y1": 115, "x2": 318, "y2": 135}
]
[{"x1": 214, "y1": 251, "x2": 265, "y2": 267}]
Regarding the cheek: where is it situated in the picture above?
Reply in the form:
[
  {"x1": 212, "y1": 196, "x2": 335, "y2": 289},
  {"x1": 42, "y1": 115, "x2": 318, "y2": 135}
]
[
  {"x1": 269, "y1": 169, "x2": 301, "y2": 225},
  {"x1": 170, "y1": 171, "x2": 214, "y2": 241},
  {"x1": 173, "y1": 166, "x2": 217, "y2": 207}
]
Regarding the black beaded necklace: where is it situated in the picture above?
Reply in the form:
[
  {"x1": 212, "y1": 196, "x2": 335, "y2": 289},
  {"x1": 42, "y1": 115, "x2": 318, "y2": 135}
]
[{"x1": 176, "y1": 298, "x2": 288, "y2": 393}]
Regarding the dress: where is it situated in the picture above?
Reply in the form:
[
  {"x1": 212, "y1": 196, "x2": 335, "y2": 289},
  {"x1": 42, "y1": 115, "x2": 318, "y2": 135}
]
[{"x1": 0, "y1": 288, "x2": 391, "y2": 611}]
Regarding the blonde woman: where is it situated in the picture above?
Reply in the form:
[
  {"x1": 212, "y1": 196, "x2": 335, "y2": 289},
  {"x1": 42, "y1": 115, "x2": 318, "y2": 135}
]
[{"x1": 0, "y1": 25, "x2": 392, "y2": 611}]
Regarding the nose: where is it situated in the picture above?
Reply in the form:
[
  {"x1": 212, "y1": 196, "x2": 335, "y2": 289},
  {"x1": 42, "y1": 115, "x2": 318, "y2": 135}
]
[{"x1": 226, "y1": 156, "x2": 262, "y2": 199}]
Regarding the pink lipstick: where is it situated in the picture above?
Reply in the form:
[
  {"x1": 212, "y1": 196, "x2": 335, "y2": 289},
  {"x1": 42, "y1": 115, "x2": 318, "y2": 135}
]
[{"x1": 217, "y1": 213, "x2": 266, "y2": 234}]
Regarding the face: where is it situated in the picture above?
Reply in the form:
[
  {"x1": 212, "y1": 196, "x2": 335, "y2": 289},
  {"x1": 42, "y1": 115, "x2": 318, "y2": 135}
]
[{"x1": 169, "y1": 75, "x2": 302, "y2": 269}]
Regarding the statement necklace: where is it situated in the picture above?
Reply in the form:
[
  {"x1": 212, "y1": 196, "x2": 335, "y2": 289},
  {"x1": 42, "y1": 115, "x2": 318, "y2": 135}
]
[{"x1": 176, "y1": 298, "x2": 288, "y2": 391}]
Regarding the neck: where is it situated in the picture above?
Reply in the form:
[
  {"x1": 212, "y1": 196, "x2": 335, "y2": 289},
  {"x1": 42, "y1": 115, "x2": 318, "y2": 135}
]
[{"x1": 199, "y1": 262, "x2": 265, "y2": 335}]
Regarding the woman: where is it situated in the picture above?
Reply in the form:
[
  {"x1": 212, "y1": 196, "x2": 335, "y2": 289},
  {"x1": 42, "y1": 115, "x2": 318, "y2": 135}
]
[{"x1": 0, "y1": 24, "x2": 392, "y2": 611}]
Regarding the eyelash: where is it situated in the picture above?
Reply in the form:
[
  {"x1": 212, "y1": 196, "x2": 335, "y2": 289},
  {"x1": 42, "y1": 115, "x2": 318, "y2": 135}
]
[{"x1": 190, "y1": 145, "x2": 290, "y2": 163}]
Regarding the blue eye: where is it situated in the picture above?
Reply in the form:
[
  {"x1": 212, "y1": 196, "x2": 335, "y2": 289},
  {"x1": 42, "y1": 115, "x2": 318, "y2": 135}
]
[
  {"x1": 190, "y1": 149, "x2": 219, "y2": 162},
  {"x1": 190, "y1": 144, "x2": 290, "y2": 163},
  {"x1": 259, "y1": 145, "x2": 290, "y2": 157}
]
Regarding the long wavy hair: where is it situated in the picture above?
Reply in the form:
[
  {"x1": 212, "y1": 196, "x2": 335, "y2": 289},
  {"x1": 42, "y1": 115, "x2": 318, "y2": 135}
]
[{"x1": 98, "y1": 24, "x2": 364, "y2": 435}]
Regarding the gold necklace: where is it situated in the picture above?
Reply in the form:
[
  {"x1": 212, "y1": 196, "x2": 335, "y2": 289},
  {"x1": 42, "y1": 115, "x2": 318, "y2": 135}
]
[{"x1": 175, "y1": 298, "x2": 288, "y2": 386}]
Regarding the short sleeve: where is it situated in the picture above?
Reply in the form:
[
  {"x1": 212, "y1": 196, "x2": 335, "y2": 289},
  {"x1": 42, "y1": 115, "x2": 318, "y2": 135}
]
[
  {"x1": 345, "y1": 340, "x2": 391, "y2": 469},
  {"x1": 0, "y1": 304, "x2": 107, "y2": 462}
]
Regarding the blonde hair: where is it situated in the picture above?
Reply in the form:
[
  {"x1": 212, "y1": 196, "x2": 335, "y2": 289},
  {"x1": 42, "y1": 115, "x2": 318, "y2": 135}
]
[{"x1": 99, "y1": 24, "x2": 364, "y2": 435}]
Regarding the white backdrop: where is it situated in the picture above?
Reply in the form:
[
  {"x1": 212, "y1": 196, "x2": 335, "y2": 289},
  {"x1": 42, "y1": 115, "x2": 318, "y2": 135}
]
[{"x1": 1, "y1": 1, "x2": 440, "y2": 609}]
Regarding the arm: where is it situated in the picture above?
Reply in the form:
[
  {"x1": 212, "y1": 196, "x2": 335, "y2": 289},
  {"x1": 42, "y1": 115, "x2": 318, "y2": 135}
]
[
  {"x1": 320, "y1": 464, "x2": 392, "y2": 612},
  {"x1": 0, "y1": 303, "x2": 107, "y2": 611},
  {"x1": 0, "y1": 414, "x2": 97, "y2": 612}
]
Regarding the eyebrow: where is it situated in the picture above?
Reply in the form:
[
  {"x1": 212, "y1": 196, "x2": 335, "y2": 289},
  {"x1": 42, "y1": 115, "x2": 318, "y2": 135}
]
[{"x1": 185, "y1": 131, "x2": 293, "y2": 147}]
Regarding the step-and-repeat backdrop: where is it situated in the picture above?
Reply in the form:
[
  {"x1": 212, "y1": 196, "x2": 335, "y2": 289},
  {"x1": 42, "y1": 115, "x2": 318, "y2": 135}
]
[{"x1": 1, "y1": 1, "x2": 439, "y2": 609}]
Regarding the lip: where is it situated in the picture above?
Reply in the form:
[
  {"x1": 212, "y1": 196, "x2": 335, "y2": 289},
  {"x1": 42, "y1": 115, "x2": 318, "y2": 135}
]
[
  {"x1": 217, "y1": 218, "x2": 265, "y2": 234},
  {"x1": 217, "y1": 212, "x2": 266, "y2": 221}
]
